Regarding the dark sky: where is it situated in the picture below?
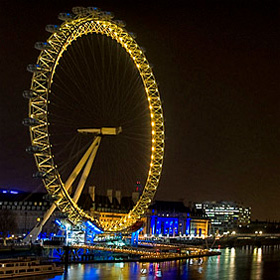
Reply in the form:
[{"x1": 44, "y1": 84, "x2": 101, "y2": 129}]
[{"x1": 0, "y1": 0, "x2": 279, "y2": 221}]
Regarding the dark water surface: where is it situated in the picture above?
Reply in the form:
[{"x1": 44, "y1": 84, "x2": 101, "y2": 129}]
[{"x1": 22, "y1": 247, "x2": 280, "y2": 280}]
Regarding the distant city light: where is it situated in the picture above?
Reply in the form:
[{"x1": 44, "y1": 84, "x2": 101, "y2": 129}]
[
  {"x1": 1, "y1": 189, "x2": 19, "y2": 194},
  {"x1": 10, "y1": 190, "x2": 19, "y2": 194}
]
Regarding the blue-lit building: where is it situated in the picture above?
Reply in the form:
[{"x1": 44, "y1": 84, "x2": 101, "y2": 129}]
[{"x1": 145, "y1": 201, "x2": 209, "y2": 237}]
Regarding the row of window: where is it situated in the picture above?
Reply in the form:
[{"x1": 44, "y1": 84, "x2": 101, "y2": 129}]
[
  {"x1": 0, "y1": 201, "x2": 48, "y2": 206},
  {"x1": 0, "y1": 205, "x2": 47, "y2": 211},
  {"x1": 95, "y1": 207, "x2": 127, "y2": 213}
]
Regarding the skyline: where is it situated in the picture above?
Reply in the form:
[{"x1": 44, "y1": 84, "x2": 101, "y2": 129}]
[{"x1": 0, "y1": 0, "x2": 279, "y2": 221}]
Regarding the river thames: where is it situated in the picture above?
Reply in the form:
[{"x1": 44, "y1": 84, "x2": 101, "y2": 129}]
[{"x1": 23, "y1": 246, "x2": 280, "y2": 280}]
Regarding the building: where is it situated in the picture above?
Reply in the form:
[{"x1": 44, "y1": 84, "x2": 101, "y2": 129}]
[
  {"x1": 81, "y1": 188, "x2": 211, "y2": 237},
  {"x1": 81, "y1": 187, "x2": 140, "y2": 229},
  {"x1": 190, "y1": 218, "x2": 209, "y2": 237},
  {"x1": 0, "y1": 189, "x2": 56, "y2": 237},
  {"x1": 146, "y1": 200, "x2": 210, "y2": 237},
  {"x1": 0, "y1": 186, "x2": 214, "y2": 239},
  {"x1": 194, "y1": 201, "x2": 251, "y2": 234}
]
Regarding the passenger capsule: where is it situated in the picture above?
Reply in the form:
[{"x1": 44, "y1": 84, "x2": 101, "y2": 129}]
[
  {"x1": 129, "y1": 32, "x2": 137, "y2": 39},
  {"x1": 102, "y1": 11, "x2": 114, "y2": 19},
  {"x1": 87, "y1": 7, "x2": 101, "y2": 13},
  {"x1": 26, "y1": 145, "x2": 42, "y2": 154},
  {"x1": 33, "y1": 171, "x2": 47, "y2": 179},
  {"x1": 22, "y1": 90, "x2": 37, "y2": 99},
  {"x1": 22, "y1": 118, "x2": 40, "y2": 126},
  {"x1": 140, "y1": 46, "x2": 146, "y2": 53},
  {"x1": 114, "y1": 20, "x2": 126, "y2": 28},
  {"x1": 34, "y1": 42, "x2": 50, "y2": 51},
  {"x1": 27, "y1": 64, "x2": 48, "y2": 73},
  {"x1": 45, "y1": 24, "x2": 60, "y2": 33},
  {"x1": 72, "y1": 6, "x2": 87, "y2": 15},
  {"x1": 58, "y1": 12, "x2": 74, "y2": 21}
]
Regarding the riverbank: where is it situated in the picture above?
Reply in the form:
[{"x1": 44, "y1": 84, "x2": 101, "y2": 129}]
[{"x1": 167, "y1": 234, "x2": 280, "y2": 249}]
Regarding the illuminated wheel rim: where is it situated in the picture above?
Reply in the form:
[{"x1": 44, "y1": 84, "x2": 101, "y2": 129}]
[{"x1": 27, "y1": 7, "x2": 164, "y2": 231}]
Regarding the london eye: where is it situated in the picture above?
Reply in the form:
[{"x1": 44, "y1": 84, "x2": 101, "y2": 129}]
[{"x1": 23, "y1": 6, "x2": 164, "y2": 233}]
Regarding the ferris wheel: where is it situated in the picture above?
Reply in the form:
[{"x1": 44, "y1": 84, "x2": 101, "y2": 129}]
[{"x1": 23, "y1": 6, "x2": 164, "y2": 233}]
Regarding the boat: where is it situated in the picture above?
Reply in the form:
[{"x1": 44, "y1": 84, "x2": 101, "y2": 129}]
[{"x1": 0, "y1": 258, "x2": 64, "y2": 278}]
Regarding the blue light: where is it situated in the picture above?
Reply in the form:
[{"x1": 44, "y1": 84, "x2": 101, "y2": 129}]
[
  {"x1": 152, "y1": 216, "x2": 179, "y2": 236},
  {"x1": 2, "y1": 190, "x2": 7, "y2": 194},
  {"x1": 85, "y1": 220, "x2": 103, "y2": 234},
  {"x1": 54, "y1": 219, "x2": 62, "y2": 226},
  {"x1": 151, "y1": 216, "x2": 156, "y2": 235},
  {"x1": 186, "y1": 217, "x2": 191, "y2": 235},
  {"x1": 54, "y1": 219, "x2": 66, "y2": 230},
  {"x1": 10, "y1": 190, "x2": 19, "y2": 194}
]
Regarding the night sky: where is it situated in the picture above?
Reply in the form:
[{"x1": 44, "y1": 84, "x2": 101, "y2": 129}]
[{"x1": 0, "y1": 0, "x2": 279, "y2": 221}]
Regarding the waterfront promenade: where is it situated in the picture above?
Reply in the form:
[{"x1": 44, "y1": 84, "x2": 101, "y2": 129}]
[{"x1": 2, "y1": 233, "x2": 280, "y2": 264}]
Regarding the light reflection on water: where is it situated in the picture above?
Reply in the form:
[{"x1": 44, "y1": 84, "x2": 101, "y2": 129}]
[{"x1": 19, "y1": 247, "x2": 280, "y2": 280}]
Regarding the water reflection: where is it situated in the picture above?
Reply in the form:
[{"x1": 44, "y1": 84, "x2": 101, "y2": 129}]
[
  {"x1": 251, "y1": 247, "x2": 262, "y2": 280},
  {"x1": 16, "y1": 247, "x2": 280, "y2": 280}
]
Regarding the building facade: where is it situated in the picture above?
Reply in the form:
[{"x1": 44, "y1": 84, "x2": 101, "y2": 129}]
[
  {"x1": 0, "y1": 187, "x2": 212, "y2": 239},
  {"x1": 146, "y1": 201, "x2": 210, "y2": 237},
  {"x1": 0, "y1": 189, "x2": 56, "y2": 237},
  {"x1": 194, "y1": 201, "x2": 251, "y2": 234}
]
